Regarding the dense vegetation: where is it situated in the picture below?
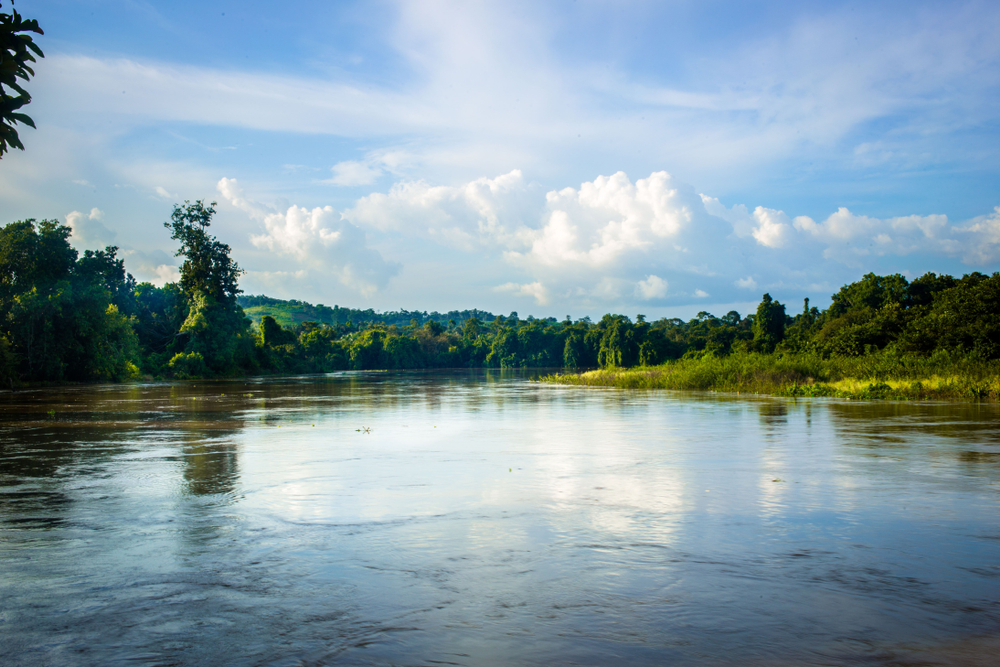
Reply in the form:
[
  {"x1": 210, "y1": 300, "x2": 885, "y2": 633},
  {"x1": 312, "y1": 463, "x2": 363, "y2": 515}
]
[
  {"x1": 1, "y1": 206, "x2": 998, "y2": 399},
  {"x1": 239, "y1": 294, "x2": 499, "y2": 331}
]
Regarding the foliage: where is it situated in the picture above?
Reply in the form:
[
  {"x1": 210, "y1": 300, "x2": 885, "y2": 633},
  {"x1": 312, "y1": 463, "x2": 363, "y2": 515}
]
[
  {"x1": 753, "y1": 293, "x2": 785, "y2": 352},
  {"x1": 238, "y1": 293, "x2": 497, "y2": 330},
  {"x1": 165, "y1": 201, "x2": 242, "y2": 303},
  {"x1": 543, "y1": 350, "x2": 1000, "y2": 401},
  {"x1": 0, "y1": 2, "x2": 43, "y2": 156},
  {"x1": 0, "y1": 219, "x2": 140, "y2": 382},
  {"x1": 158, "y1": 202, "x2": 253, "y2": 376}
]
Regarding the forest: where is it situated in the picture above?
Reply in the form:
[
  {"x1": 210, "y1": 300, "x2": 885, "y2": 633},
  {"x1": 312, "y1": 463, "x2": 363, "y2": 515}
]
[{"x1": 1, "y1": 204, "x2": 998, "y2": 397}]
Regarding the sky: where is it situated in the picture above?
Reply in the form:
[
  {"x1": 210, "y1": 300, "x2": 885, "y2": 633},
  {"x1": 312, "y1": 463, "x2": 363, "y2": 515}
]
[{"x1": 3, "y1": 0, "x2": 999, "y2": 320}]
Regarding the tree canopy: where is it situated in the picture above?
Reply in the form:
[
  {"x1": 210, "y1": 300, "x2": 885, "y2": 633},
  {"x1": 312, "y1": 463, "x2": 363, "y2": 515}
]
[{"x1": 165, "y1": 201, "x2": 242, "y2": 303}]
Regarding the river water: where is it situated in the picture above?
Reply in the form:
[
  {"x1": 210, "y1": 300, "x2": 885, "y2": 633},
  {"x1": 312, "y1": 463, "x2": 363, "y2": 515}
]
[{"x1": 1, "y1": 370, "x2": 999, "y2": 666}]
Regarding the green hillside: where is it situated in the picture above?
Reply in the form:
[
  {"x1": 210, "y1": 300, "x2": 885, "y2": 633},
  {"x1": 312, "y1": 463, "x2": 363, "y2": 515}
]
[{"x1": 237, "y1": 295, "x2": 501, "y2": 330}]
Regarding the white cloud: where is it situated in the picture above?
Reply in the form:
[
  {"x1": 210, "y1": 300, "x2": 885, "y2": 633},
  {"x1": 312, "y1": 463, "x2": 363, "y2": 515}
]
[
  {"x1": 510, "y1": 171, "x2": 693, "y2": 268},
  {"x1": 345, "y1": 169, "x2": 532, "y2": 250},
  {"x1": 65, "y1": 208, "x2": 116, "y2": 247},
  {"x1": 118, "y1": 247, "x2": 181, "y2": 286},
  {"x1": 154, "y1": 185, "x2": 176, "y2": 200},
  {"x1": 341, "y1": 166, "x2": 1000, "y2": 309},
  {"x1": 328, "y1": 160, "x2": 383, "y2": 187},
  {"x1": 153, "y1": 264, "x2": 181, "y2": 285},
  {"x1": 750, "y1": 207, "x2": 794, "y2": 249},
  {"x1": 636, "y1": 275, "x2": 668, "y2": 300},
  {"x1": 700, "y1": 196, "x2": 793, "y2": 248},
  {"x1": 344, "y1": 169, "x2": 734, "y2": 307},
  {"x1": 704, "y1": 192, "x2": 1000, "y2": 271},
  {"x1": 326, "y1": 150, "x2": 413, "y2": 187},
  {"x1": 217, "y1": 177, "x2": 399, "y2": 296},
  {"x1": 494, "y1": 281, "x2": 550, "y2": 305},
  {"x1": 793, "y1": 207, "x2": 968, "y2": 263},
  {"x1": 700, "y1": 195, "x2": 755, "y2": 238},
  {"x1": 960, "y1": 206, "x2": 1000, "y2": 264}
]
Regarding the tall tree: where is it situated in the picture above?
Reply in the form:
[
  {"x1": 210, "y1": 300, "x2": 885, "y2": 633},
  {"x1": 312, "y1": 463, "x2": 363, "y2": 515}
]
[
  {"x1": 0, "y1": 2, "x2": 43, "y2": 156},
  {"x1": 165, "y1": 201, "x2": 242, "y2": 303},
  {"x1": 753, "y1": 293, "x2": 785, "y2": 353},
  {"x1": 164, "y1": 201, "x2": 252, "y2": 375}
]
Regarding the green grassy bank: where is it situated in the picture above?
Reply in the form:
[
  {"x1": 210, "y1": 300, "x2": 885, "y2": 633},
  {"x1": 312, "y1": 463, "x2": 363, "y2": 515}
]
[{"x1": 542, "y1": 352, "x2": 1000, "y2": 401}]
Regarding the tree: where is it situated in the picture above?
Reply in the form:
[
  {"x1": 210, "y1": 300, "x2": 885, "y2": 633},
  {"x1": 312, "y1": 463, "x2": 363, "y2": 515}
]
[
  {"x1": 753, "y1": 293, "x2": 785, "y2": 352},
  {"x1": 163, "y1": 201, "x2": 252, "y2": 376},
  {"x1": 164, "y1": 201, "x2": 242, "y2": 303},
  {"x1": 77, "y1": 246, "x2": 137, "y2": 315},
  {"x1": 828, "y1": 272, "x2": 909, "y2": 317},
  {"x1": 1, "y1": 2, "x2": 44, "y2": 156},
  {"x1": 0, "y1": 219, "x2": 139, "y2": 382},
  {"x1": 597, "y1": 315, "x2": 638, "y2": 368}
]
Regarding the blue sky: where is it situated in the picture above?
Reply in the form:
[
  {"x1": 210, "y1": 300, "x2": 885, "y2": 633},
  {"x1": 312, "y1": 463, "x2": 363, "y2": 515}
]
[{"x1": 3, "y1": 0, "x2": 999, "y2": 319}]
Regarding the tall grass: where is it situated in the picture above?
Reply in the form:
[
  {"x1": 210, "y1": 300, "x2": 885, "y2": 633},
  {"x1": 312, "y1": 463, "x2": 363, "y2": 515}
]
[{"x1": 542, "y1": 351, "x2": 1000, "y2": 401}]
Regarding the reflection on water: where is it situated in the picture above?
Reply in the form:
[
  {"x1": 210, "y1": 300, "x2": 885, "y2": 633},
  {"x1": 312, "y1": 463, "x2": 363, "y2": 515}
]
[
  {"x1": 1, "y1": 371, "x2": 999, "y2": 666},
  {"x1": 182, "y1": 439, "x2": 239, "y2": 496}
]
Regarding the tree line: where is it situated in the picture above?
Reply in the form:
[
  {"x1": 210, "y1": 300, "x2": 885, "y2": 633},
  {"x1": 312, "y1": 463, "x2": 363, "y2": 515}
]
[
  {"x1": 238, "y1": 294, "x2": 501, "y2": 331},
  {"x1": 1, "y1": 203, "x2": 998, "y2": 385}
]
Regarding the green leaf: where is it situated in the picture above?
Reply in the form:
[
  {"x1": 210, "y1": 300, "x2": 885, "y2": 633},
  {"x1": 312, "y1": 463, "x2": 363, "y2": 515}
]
[{"x1": 9, "y1": 113, "x2": 34, "y2": 128}]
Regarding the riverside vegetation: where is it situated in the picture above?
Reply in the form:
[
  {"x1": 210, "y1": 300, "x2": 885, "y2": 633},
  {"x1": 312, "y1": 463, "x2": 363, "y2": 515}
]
[{"x1": 1, "y1": 204, "x2": 998, "y2": 400}]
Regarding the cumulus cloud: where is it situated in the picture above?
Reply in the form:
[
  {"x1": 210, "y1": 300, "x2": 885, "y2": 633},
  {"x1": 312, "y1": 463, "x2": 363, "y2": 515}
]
[
  {"x1": 636, "y1": 275, "x2": 668, "y2": 300},
  {"x1": 750, "y1": 207, "x2": 794, "y2": 248},
  {"x1": 703, "y1": 192, "x2": 1000, "y2": 271},
  {"x1": 118, "y1": 248, "x2": 180, "y2": 286},
  {"x1": 338, "y1": 166, "x2": 1000, "y2": 310},
  {"x1": 65, "y1": 208, "x2": 116, "y2": 247},
  {"x1": 345, "y1": 169, "x2": 533, "y2": 250},
  {"x1": 153, "y1": 264, "x2": 181, "y2": 284},
  {"x1": 960, "y1": 206, "x2": 1000, "y2": 264},
  {"x1": 217, "y1": 166, "x2": 1000, "y2": 311},
  {"x1": 700, "y1": 196, "x2": 792, "y2": 248},
  {"x1": 349, "y1": 169, "x2": 712, "y2": 275},
  {"x1": 494, "y1": 281, "x2": 549, "y2": 305},
  {"x1": 511, "y1": 171, "x2": 693, "y2": 268},
  {"x1": 217, "y1": 177, "x2": 399, "y2": 296},
  {"x1": 793, "y1": 207, "x2": 966, "y2": 263},
  {"x1": 344, "y1": 169, "x2": 740, "y2": 308}
]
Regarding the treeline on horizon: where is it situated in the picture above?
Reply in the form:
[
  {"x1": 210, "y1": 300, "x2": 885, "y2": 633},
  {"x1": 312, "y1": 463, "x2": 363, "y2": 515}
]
[
  {"x1": 237, "y1": 294, "x2": 505, "y2": 331},
  {"x1": 1, "y1": 204, "x2": 998, "y2": 387}
]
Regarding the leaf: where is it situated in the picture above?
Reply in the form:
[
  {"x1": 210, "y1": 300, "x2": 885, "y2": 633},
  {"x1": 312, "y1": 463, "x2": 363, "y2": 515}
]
[{"x1": 9, "y1": 113, "x2": 34, "y2": 128}]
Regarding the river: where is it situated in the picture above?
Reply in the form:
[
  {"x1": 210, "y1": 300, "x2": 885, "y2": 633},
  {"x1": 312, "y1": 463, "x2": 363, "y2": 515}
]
[{"x1": 1, "y1": 370, "x2": 998, "y2": 666}]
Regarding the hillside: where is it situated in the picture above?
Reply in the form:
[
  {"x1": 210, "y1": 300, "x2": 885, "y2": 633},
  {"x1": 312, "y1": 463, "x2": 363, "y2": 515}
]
[{"x1": 237, "y1": 295, "x2": 501, "y2": 330}]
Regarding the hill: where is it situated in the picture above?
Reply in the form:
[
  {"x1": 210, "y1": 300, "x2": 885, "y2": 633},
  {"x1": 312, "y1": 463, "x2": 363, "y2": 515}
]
[{"x1": 237, "y1": 295, "x2": 501, "y2": 330}]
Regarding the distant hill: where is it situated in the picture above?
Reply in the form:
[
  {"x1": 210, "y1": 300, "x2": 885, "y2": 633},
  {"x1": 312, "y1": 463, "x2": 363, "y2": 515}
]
[{"x1": 237, "y1": 295, "x2": 502, "y2": 329}]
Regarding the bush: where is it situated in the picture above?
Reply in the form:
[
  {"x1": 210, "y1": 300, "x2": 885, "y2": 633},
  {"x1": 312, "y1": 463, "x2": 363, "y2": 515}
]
[{"x1": 168, "y1": 351, "x2": 206, "y2": 379}]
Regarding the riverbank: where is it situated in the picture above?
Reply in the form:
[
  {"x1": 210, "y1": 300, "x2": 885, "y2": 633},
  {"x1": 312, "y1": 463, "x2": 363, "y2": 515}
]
[{"x1": 541, "y1": 352, "x2": 1000, "y2": 401}]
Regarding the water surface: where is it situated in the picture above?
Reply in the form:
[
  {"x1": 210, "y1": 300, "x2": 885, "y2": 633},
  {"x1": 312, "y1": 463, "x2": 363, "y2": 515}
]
[{"x1": 1, "y1": 371, "x2": 999, "y2": 666}]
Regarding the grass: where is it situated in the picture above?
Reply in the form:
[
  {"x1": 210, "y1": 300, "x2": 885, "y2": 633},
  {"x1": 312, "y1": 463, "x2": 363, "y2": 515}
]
[{"x1": 541, "y1": 351, "x2": 1000, "y2": 401}]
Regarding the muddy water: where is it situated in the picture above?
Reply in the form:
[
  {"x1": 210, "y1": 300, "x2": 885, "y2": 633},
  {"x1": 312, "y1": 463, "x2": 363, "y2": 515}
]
[{"x1": 1, "y1": 371, "x2": 998, "y2": 666}]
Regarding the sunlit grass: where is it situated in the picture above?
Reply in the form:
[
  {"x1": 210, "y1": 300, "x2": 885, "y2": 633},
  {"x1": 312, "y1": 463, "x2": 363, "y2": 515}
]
[{"x1": 542, "y1": 352, "x2": 1000, "y2": 401}]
